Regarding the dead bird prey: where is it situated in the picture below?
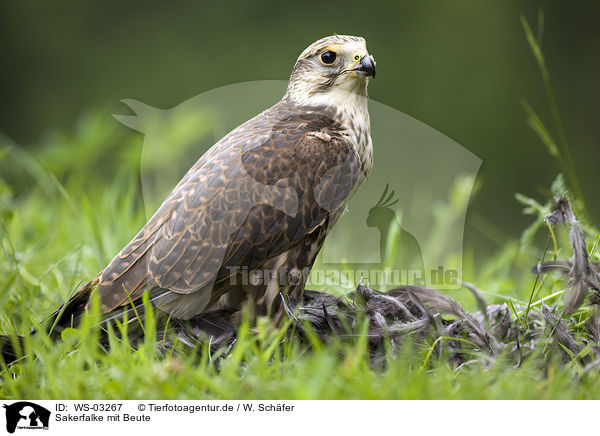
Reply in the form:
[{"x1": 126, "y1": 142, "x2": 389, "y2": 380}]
[{"x1": 1, "y1": 35, "x2": 376, "y2": 362}]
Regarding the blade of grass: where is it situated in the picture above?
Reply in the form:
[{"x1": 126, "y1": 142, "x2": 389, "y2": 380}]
[{"x1": 520, "y1": 14, "x2": 584, "y2": 205}]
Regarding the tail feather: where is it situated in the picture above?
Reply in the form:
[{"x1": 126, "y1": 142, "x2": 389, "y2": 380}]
[
  {"x1": 0, "y1": 279, "x2": 96, "y2": 366},
  {"x1": 48, "y1": 279, "x2": 97, "y2": 336}
]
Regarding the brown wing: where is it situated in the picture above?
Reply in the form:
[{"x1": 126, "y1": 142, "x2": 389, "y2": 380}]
[{"x1": 94, "y1": 101, "x2": 364, "y2": 319}]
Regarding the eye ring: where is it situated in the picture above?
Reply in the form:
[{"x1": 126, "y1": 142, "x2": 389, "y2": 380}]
[
  {"x1": 320, "y1": 51, "x2": 337, "y2": 64},
  {"x1": 354, "y1": 55, "x2": 360, "y2": 61}
]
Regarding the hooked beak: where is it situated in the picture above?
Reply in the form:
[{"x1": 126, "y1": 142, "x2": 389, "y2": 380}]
[{"x1": 355, "y1": 55, "x2": 376, "y2": 78}]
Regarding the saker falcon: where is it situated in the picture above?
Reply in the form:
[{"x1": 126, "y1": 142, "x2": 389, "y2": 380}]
[{"x1": 2, "y1": 35, "x2": 376, "y2": 359}]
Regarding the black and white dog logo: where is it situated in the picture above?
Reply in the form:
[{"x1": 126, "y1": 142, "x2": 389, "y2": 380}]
[{"x1": 3, "y1": 402, "x2": 50, "y2": 433}]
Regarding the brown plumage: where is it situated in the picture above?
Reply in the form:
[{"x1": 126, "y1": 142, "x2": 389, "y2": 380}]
[
  {"x1": 95, "y1": 103, "x2": 363, "y2": 320},
  {"x1": 1, "y1": 35, "x2": 376, "y2": 362}
]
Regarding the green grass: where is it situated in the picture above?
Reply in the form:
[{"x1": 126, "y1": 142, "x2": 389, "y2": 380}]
[{"x1": 4, "y1": 312, "x2": 600, "y2": 399}]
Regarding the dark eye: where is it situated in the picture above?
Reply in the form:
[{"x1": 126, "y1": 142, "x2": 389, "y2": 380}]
[{"x1": 321, "y1": 51, "x2": 336, "y2": 64}]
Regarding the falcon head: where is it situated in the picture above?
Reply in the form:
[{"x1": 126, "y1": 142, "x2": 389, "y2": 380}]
[{"x1": 284, "y1": 35, "x2": 376, "y2": 107}]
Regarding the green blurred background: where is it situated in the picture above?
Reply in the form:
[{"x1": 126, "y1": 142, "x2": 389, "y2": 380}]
[{"x1": 1, "y1": 0, "x2": 599, "y2": 255}]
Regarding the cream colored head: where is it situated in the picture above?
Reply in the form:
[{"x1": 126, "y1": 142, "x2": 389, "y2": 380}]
[{"x1": 284, "y1": 35, "x2": 376, "y2": 107}]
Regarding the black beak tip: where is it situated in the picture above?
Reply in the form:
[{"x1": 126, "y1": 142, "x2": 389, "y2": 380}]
[{"x1": 360, "y1": 55, "x2": 376, "y2": 78}]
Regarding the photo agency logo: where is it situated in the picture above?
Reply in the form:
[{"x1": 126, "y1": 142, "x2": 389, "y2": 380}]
[
  {"x1": 3, "y1": 402, "x2": 50, "y2": 433},
  {"x1": 114, "y1": 80, "x2": 481, "y2": 296}
]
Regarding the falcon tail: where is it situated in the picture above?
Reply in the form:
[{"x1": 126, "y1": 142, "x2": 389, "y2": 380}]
[
  {"x1": 0, "y1": 279, "x2": 242, "y2": 365},
  {"x1": 0, "y1": 280, "x2": 96, "y2": 365}
]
